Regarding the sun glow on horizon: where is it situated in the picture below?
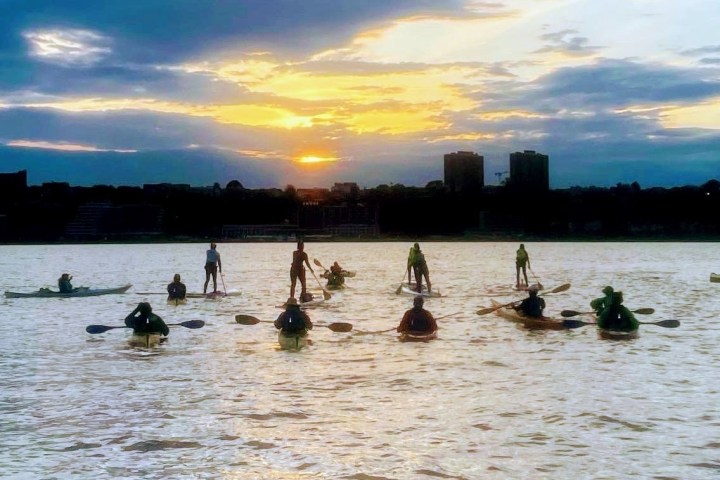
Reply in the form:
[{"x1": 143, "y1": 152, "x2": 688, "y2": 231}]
[{"x1": 297, "y1": 155, "x2": 339, "y2": 164}]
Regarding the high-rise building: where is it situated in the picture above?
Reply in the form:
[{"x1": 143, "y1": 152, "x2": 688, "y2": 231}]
[
  {"x1": 444, "y1": 151, "x2": 484, "y2": 193},
  {"x1": 509, "y1": 150, "x2": 549, "y2": 191}
]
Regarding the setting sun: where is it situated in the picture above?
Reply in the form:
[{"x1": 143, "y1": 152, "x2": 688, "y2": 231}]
[{"x1": 298, "y1": 155, "x2": 338, "y2": 164}]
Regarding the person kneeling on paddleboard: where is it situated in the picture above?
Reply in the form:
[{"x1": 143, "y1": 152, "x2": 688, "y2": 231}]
[
  {"x1": 275, "y1": 297, "x2": 313, "y2": 335},
  {"x1": 125, "y1": 302, "x2": 170, "y2": 336},
  {"x1": 397, "y1": 296, "x2": 437, "y2": 334},
  {"x1": 167, "y1": 274, "x2": 187, "y2": 301}
]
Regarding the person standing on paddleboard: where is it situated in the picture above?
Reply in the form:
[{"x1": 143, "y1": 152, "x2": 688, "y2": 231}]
[
  {"x1": 408, "y1": 243, "x2": 432, "y2": 293},
  {"x1": 290, "y1": 240, "x2": 314, "y2": 300},
  {"x1": 515, "y1": 244, "x2": 530, "y2": 288},
  {"x1": 203, "y1": 242, "x2": 222, "y2": 294}
]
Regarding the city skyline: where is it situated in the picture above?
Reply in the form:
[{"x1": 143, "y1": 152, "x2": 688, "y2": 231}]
[{"x1": 1, "y1": 1, "x2": 719, "y2": 188}]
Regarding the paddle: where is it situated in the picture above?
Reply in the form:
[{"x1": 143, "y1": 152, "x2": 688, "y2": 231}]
[
  {"x1": 355, "y1": 312, "x2": 462, "y2": 335},
  {"x1": 220, "y1": 272, "x2": 228, "y2": 296},
  {"x1": 562, "y1": 319, "x2": 680, "y2": 329},
  {"x1": 313, "y1": 258, "x2": 329, "y2": 273},
  {"x1": 561, "y1": 308, "x2": 655, "y2": 318},
  {"x1": 234, "y1": 314, "x2": 351, "y2": 332},
  {"x1": 476, "y1": 283, "x2": 571, "y2": 315},
  {"x1": 309, "y1": 269, "x2": 332, "y2": 300},
  {"x1": 86, "y1": 320, "x2": 205, "y2": 334},
  {"x1": 394, "y1": 268, "x2": 410, "y2": 295}
]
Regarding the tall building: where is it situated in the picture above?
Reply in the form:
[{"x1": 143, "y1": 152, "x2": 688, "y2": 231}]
[
  {"x1": 444, "y1": 151, "x2": 484, "y2": 193},
  {"x1": 509, "y1": 150, "x2": 549, "y2": 191}
]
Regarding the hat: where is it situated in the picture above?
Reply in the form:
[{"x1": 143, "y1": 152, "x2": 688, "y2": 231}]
[
  {"x1": 285, "y1": 297, "x2": 298, "y2": 306},
  {"x1": 61, "y1": 273, "x2": 70, "y2": 279},
  {"x1": 528, "y1": 285, "x2": 539, "y2": 293},
  {"x1": 413, "y1": 295, "x2": 424, "y2": 306}
]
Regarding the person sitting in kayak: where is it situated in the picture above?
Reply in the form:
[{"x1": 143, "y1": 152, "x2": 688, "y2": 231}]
[
  {"x1": 167, "y1": 274, "x2": 187, "y2": 301},
  {"x1": 124, "y1": 302, "x2": 170, "y2": 336},
  {"x1": 327, "y1": 262, "x2": 345, "y2": 288},
  {"x1": 203, "y1": 242, "x2": 222, "y2": 294},
  {"x1": 597, "y1": 291, "x2": 639, "y2": 332},
  {"x1": 515, "y1": 244, "x2": 530, "y2": 288},
  {"x1": 290, "y1": 240, "x2": 314, "y2": 299},
  {"x1": 58, "y1": 273, "x2": 77, "y2": 293},
  {"x1": 275, "y1": 297, "x2": 313, "y2": 335},
  {"x1": 590, "y1": 286, "x2": 614, "y2": 314},
  {"x1": 408, "y1": 243, "x2": 432, "y2": 293},
  {"x1": 514, "y1": 285, "x2": 545, "y2": 317},
  {"x1": 397, "y1": 296, "x2": 437, "y2": 334}
]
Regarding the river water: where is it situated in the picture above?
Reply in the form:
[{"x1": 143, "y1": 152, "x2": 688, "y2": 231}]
[{"x1": 0, "y1": 242, "x2": 719, "y2": 479}]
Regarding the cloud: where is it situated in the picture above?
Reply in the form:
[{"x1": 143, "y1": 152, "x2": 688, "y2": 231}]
[
  {"x1": 534, "y1": 29, "x2": 603, "y2": 58},
  {"x1": 23, "y1": 28, "x2": 111, "y2": 66}
]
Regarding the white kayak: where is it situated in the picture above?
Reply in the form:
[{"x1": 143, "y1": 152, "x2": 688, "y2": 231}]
[
  {"x1": 398, "y1": 330, "x2": 438, "y2": 342},
  {"x1": 128, "y1": 333, "x2": 165, "y2": 348},
  {"x1": 5, "y1": 284, "x2": 132, "y2": 299},
  {"x1": 278, "y1": 331, "x2": 310, "y2": 350},
  {"x1": 397, "y1": 282, "x2": 442, "y2": 298},
  {"x1": 167, "y1": 298, "x2": 188, "y2": 306}
]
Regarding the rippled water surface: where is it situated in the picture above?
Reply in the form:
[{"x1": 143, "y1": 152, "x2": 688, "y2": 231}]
[{"x1": 1, "y1": 242, "x2": 719, "y2": 479}]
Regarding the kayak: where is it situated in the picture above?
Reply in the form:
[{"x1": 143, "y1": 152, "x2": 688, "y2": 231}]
[
  {"x1": 278, "y1": 331, "x2": 309, "y2": 350},
  {"x1": 128, "y1": 333, "x2": 165, "y2": 348},
  {"x1": 598, "y1": 329, "x2": 639, "y2": 340},
  {"x1": 5, "y1": 284, "x2": 132, "y2": 299},
  {"x1": 398, "y1": 330, "x2": 437, "y2": 342},
  {"x1": 326, "y1": 283, "x2": 345, "y2": 291},
  {"x1": 398, "y1": 282, "x2": 442, "y2": 298},
  {"x1": 491, "y1": 300, "x2": 565, "y2": 330},
  {"x1": 711, "y1": 273, "x2": 720, "y2": 283},
  {"x1": 167, "y1": 298, "x2": 188, "y2": 306},
  {"x1": 321, "y1": 270, "x2": 356, "y2": 279}
]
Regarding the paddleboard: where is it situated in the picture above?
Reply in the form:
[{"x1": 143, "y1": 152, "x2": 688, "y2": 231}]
[{"x1": 398, "y1": 282, "x2": 442, "y2": 298}]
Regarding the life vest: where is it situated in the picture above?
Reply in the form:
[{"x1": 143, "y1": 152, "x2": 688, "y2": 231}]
[
  {"x1": 282, "y1": 308, "x2": 307, "y2": 333},
  {"x1": 408, "y1": 309, "x2": 430, "y2": 331}
]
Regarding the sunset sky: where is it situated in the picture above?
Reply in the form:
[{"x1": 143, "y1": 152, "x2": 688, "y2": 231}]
[{"x1": 1, "y1": 0, "x2": 719, "y2": 188}]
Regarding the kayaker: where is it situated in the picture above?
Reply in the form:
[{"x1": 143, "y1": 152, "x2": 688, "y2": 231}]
[
  {"x1": 515, "y1": 244, "x2": 530, "y2": 288},
  {"x1": 290, "y1": 240, "x2": 314, "y2": 299},
  {"x1": 203, "y1": 242, "x2": 222, "y2": 294},
  {"x1": 514, "y1": 285, "x2": 545, "y2": 317},
  {"x1": 58, "y1": 273, "x2": 76, "y2": 293},
  {"x1": 408, "y1": 243, "x2": 432, "y2": 293},
  {"x1": 327, "y1": 262, "x2": 345, "y2": 288},
  {"x1": 275, "y1": 297, "x2": 313, "y2": 334},
  {"x1": 397, "y1": 296, "x2": 437, "y2": 334},
  {"x1": 590, "y1": 286, "x2": 614, "y2": 314},
  {"x1": 124, "y1": 302, "x2": 170, "y2": 336},
  {"x1": 597, "y1": 291, "x2": 639, "y2": 332},
  {"x1": 167, "y1": 274, "x2": 187, "y2": 301}
]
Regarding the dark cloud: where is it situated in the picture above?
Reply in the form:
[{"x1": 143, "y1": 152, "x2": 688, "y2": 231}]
[{"x1": 534, "y1": 29, "x2": 602, "y2": 58}]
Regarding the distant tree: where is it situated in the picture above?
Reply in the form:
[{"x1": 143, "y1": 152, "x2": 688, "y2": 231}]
[
  {"x1": 426, "y1": 180, "x2": 444, "y2": 189},
  {"x1": 226, "y1": 180, "x2": 244, "y2": 190}
]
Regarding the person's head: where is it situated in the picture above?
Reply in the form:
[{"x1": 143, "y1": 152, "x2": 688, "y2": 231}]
[
  {"x1": 138, "y1": 302, "x2": 152, "y2": 316},
  {"x1": 173, "y1": 274, "x2": 181, "y2": 282},
  {"x1": 61, "y1": 273, "x2": 70, "y2": 280},
  {"x1": 611, "y1": 291, "x2": 624, "y2": 306},
  {"x1": 413, "y1": 242, "x2": 420, "y2": 250},
  {"x1": 333, "y1": 261, "x2": 340, "y2": 267},
  {"x1": 297, "y1": 240, "x2": 304, "y2": 250},
  {"x1": 602, "y1": 286, "x2": 613, "y2": 296},
  {"x1": 528, "y1": 285, "x2": 539, "y2": 296},
  {"x1": 210, "y1": 242, "x2": 217, "y2": 249},
  {"x1": 413, "y1": 295, "x2": 424, "y2": 308},
  {"x1": 285, "y1": 297, "x2": 299, "y2": 308},
  {"x1": 519, "y1": 243, "x2": 525, "y2": 249}
]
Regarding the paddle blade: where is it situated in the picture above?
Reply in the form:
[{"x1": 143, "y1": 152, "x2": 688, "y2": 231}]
[
  {"x1": 562, "y1": 319, "x2": 593, "y2": 329},
  {"x1": 326, "y1": 322, "x2": 353, "y2": 332},
  {"x1": 395, "y1": 284, "x2": 402, "y2": 295},
  {"x1": 235, "y1": 315, "x2": 261, "y2": 325},
  {"x1": 634, "y1": 308, "x2": 655, "y2": 315},
  {"x1": 322, "y1": 290, "x2": 332, "y2": 301},
  {"x1": 178, "y1": 320, "x2": 205, "y2": 329},
  {"x1": 549, "y1": 283, "x2": 571, "y2": 294},
  {"x1": 650, "y1": 319, "x2": 680, "y2": 328},
  {"x1": 560, "y1": 310, "x2": 587, "y2": 318},
  {"x1": 313, "y1": 258, "x2": 324, "y2": 268},
  {"x1": 476, "y1": 306, "x2": 500, "y2": 316},
  {"x1": 86, "y1": 324, "x2": 122, "y2": 334}
]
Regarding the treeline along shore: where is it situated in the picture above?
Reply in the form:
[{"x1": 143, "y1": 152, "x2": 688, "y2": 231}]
[{"x1": 0, "y1": 171, "x2": 718, "y2": 243}]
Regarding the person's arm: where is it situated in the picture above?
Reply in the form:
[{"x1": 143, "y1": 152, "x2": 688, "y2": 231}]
[
  {"x1": 303, "y1": 253, "x2": 313, "y2": 272},
  {"x1": 156, "y1": 315, "x2": 170, "y2": 336},
  {"x1": 397, "y1": 311, "x2": 411, "y2": 333},
  {"x1": 125, "y1": 305, "x2": 140, "y2": 328},
  {"x1": 274, "y1": 313, "x2": 284, "y2": 330},
  {"x1": 179, "y1": 283, "x2": 186, "y2": 297},
  {"x1": 427, "y1": 311, "x2": 438, "y2": 331},
  {"x1": 302, "y1": 312, "x2": 313, "y2": 330}
]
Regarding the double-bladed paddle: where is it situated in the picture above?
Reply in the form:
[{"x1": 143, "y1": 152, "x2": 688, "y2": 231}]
[
  {"x1": 476, "y1": 283, "x2": 571, "y2": 316},
  {"x1": 234, "y1": 314, "x2": 352, "y2": 332},
  {"x1": 313, "y1": 258, "x2": 329, "y2": 272},
  {"x1": 561, "y1": 308, "x2": 655, "y2": 318},
  {"x1": 85, "y1": 320, "x2": 205, "y2": 334},
  {"x1": 354, "y1": 312, "x2": 463, "y2": 335},
  {"x1": 562, "y1": 319, "x2": 680, "y2": 329}
]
